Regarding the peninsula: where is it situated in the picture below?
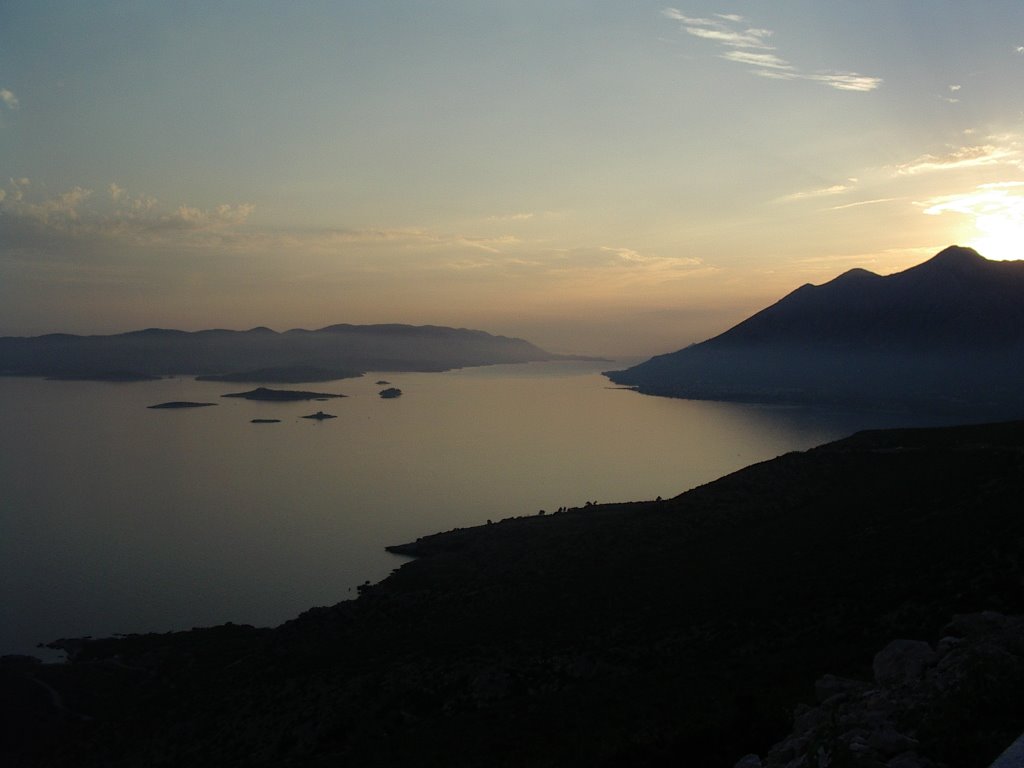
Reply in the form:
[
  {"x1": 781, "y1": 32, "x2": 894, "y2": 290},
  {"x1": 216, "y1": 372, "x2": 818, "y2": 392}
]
[
  {"x1": 7, "y1": 420, "x2": 1024, "y2": 767},
  {"x1": 607, "y1": 247, "x2": 1024, "y2": 417}
]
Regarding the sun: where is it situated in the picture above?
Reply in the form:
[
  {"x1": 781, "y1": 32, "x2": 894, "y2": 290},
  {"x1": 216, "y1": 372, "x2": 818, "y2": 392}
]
[
  {"x1": 922, "y1": 184, "x2": 1024, "y2": 261},
  {"x1": 967, "y1": 210, "x2": 1024, "y2": 261}
]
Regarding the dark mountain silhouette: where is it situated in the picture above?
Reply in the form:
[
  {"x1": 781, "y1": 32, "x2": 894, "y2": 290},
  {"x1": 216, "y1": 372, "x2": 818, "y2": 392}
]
[
  {"x1": 5, "y1": 420, "x2": 1024, "y2": 766},
  {"x1": 0, "y1": 324, "x2": 570, "y2": 382},
  {"x1": 606, "y1": 246, "x2": 1024, "y2": 415}
]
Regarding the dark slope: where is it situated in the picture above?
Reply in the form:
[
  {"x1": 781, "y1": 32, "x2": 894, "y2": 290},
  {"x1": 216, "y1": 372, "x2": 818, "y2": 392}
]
[
  {"x1": 6, "y1": 421, "x2": 1024, "y2": 767},
  {"x1": 0, "y1": 324, "x2": 563, "y2": 381},
  {"x1": 607, "y1": 247, "x2": 1024, "y2": 415}
]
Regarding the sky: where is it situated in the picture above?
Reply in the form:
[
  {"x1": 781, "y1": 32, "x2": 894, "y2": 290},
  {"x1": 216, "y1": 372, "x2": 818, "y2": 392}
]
[{"x1": 2, "y1": 1, "x2": 1024, "y2": 357}]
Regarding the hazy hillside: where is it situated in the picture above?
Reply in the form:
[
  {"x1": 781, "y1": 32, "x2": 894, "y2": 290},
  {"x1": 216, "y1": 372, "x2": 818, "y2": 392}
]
[
  {"x1": 5, "y1": 420, "x2": 1024, "y2": 766},
  {"x1": 606, "y1": 246, "x2": 1024, "y2": 416},
  {"x1": 0, "y1": 324, "x2": 568, "y2": 382}
]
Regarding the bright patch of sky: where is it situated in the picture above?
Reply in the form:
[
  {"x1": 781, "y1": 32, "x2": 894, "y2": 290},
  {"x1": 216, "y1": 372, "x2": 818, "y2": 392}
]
[{"x1": 2, "y1": 1, "x2": 1023, "y2": 356}]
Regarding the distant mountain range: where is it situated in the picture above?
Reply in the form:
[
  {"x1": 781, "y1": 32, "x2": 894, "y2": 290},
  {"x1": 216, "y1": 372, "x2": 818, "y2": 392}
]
[
  {"x1": 0, "y1": 323, "x2": 575, "y2": 382},
  {"x1": 606, "y1": 246, "x2": 1024, "y2": 416}
]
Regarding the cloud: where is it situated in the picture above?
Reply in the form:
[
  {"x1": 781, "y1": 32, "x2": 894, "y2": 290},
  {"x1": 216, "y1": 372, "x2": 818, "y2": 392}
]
[
  {"x1": 918, "y1": 186, "x2": 1024, "y2": 217},
  {"x1": 148, "y1": 203, "x2": 255, "y2": 231},
  {"x1": 662, "y1": 8, "x2": 881, "y2": 92},
  {"x1": 828, "y1": 197, "x2": 900, "y2": 211},
  {"x1": 541, "y1": 246, "x2": 702, "y2": 274},
  {"x1": 684, "y1": 25, "x2": 773, "y2": 49},
  {"x1": 807, "y1": 72, "x2": 882, "y2": 92},
  {"x1": 938, "y1": 84, "x2": 962, "y2": 104},
  {"x1": 721, "y1": 50, "x2": 792, "y2": 70},
  {"x1": 662, "y1": 9, "x2": 774, "y2": 49},
  {"x1": 0, "y1": 179, "x2": 713, "y2": 298},
  {"x1": 895, "y1": 143, "x2": 1021, "y2": 175},
  {"x1": 0, "y1": 183, "x2": 93, "y2": 225},
  {"x1": 0, "y1": 88, "x2": 17, "y2": 109},
  {"x1": 485, "y1": 212, "x2": 535, "y2": 222},
  {"x1": 777, "y1": 183, "x2": 854, "y2": 203},
  {"x1": 0, "y1": 180, "x2": 254, "y2": 242}
]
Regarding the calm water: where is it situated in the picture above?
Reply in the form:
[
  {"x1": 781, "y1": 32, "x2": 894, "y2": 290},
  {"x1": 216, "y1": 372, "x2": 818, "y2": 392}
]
[{"x1": 0, "y1": 361, "x2": 938, "y2": 658}]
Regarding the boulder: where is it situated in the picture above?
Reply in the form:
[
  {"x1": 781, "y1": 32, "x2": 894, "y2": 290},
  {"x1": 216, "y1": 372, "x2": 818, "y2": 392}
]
[{"x1": 873, "y1": 639, "x2": 936, "y2": 687}]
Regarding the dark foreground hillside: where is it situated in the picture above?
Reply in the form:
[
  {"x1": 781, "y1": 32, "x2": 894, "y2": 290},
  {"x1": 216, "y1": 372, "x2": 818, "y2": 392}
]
[{"x1": 4, "y1": 421, "x2": 1024, "y2": 767}]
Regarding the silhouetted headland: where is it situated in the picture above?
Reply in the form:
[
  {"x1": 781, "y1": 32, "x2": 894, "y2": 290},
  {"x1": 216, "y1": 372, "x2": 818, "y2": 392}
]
[
  {"x1": 6, "y1": 420, "x2": 1024, "y2": 767},
  {"x1": 607, "y1": 246, "x2": 1024, "y2": 417},
  {"x1": 221, "y1": 387, "x2": 345, "y2": 402},
  {"x1": 0, "y1": 323, "x2": 582, "y2": 382}
]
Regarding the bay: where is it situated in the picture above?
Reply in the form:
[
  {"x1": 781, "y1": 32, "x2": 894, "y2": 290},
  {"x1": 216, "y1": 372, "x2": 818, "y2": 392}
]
[{"x1": 0, "y1": 361, "x2": 939, "y2": 658}]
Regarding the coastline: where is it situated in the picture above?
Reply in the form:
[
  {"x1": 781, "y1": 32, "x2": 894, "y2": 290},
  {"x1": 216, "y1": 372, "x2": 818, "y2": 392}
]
[{"x1": 7, "y1": 420, "x2": 1023, "y2": 766}]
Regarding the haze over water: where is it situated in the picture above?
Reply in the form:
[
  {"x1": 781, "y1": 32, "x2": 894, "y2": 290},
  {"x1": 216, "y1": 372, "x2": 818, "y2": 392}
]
[{"x1": 0, "y1": 361, "x2": 945, "y2": 659}]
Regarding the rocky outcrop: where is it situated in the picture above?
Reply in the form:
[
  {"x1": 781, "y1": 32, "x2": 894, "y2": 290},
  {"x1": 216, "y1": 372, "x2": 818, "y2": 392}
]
[{"x1": 742, "y1": 612, "x2": 1024, "y2": 768}]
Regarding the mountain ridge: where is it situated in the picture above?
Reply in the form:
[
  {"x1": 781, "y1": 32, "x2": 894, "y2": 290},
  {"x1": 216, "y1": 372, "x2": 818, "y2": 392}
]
[
  {"x1": 0, "y1": 323, "x2": 579, "y2": 382},
  {"x1": 606, "y1": 246, "x2": 1024, "y2": 415}
]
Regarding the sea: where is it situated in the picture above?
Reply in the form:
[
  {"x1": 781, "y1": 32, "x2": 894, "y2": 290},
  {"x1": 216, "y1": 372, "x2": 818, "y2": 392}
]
[{"x1": 0, "y1": 360, "x2": 948, "y2": 659}]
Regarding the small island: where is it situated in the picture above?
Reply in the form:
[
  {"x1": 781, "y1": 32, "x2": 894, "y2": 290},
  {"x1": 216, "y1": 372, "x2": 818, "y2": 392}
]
[
  {"x1": 147, "y1": 401, "x2": 217, "y2": 409},
  {"x1": 378, "y1": 387, "x2": 402, "y2": 399},
  {"x1": 301, "y1": 411, "x2": 336, "y2": 420},
  {"x1": 221, "y1": 387, "x2": 346, "y2": 402},
  {"x1": 250, "y1": 418, "x2": 281, "y2": 424}
]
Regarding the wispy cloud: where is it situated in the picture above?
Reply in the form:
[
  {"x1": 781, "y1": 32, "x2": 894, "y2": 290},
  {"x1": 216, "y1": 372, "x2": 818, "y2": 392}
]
[
  {"x1": 661, "y1": 10, "x2": 773, "y2": 49},
  {"x1": 806, "y1": 72, "x2": 882, "y2": 93},
  {"x1": 918, "y1": 184, "x2": 1024, "y2": 217},
  {"x1": 895, "y1": 143, "x2": 1021, "y2": 175},
  {"x1": 540, "y1": 246, "x2": 702, "y2": 275},
  {"x1": 0, "y1": 88, "x2": 17, "y2": 109},
  {"x1": 486, "y1": 212, "x2": 535, "y2": 222},
  {"x1": 777, "y1": 182, "x2": 855, "y2": 203},
  {"x1": 941, "y1": 83, "x2": 962, "y2": 104},
  {"x1": 721, "y1": 50, "x2": 792, "y2": 70},
  {"x1": 661, "y1": 8, "x2": 882, "y2": 92},
  {"x1": 828, "y1": 197, "x2": 900, "y2": 211}
]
